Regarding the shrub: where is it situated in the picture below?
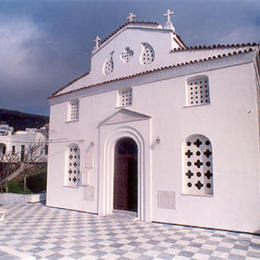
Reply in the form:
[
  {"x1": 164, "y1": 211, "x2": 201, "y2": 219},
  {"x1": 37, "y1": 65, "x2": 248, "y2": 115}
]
[
  {"x1": 27, "y1": 172, "x2": 47, "y2": 193},
  {"x1": 8, "y1": 180, "x2": 32, "y2": 194}
]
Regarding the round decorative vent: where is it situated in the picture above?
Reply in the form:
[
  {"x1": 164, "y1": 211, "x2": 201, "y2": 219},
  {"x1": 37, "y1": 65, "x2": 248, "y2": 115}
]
[{"x1": 120, "y1": 47, "x2": 134, "y2": 63}]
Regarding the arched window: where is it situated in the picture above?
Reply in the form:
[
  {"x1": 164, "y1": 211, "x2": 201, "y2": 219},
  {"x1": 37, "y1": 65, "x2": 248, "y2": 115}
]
[
  {"x1": 140, "y1": 42, "x2": 155, "y2": 65},
  {"x1": 186, "y1": 76, "x2": 210, "y2": 106},
  {"x1": 183, "y1": 135, "x2": 213, "y2": 195},
  {"x1": 66, "y1": 144, "x2": 80, "y2": 186},
  {"x1": 103, "y1": 51, "x2": 114, "y2": 74}
]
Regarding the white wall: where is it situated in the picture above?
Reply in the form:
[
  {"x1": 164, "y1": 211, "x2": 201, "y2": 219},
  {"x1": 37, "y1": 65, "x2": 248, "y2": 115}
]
[
  {"x1": 149, "y1": 63, "x2": 260, "y2": 233},
  {"x1": 47, "y1": 60, "x2": 260, "y2": 233}
]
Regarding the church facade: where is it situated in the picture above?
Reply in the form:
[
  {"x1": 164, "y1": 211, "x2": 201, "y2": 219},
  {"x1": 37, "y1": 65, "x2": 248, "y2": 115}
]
[{"x1": 47, "y1": 11, "x2": 260, "y2": 233}]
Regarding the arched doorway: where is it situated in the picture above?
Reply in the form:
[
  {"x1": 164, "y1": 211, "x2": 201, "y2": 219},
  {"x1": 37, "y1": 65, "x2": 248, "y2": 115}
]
[{"x1": 114, "y1": 137, "x2": 137, "y2": 212}]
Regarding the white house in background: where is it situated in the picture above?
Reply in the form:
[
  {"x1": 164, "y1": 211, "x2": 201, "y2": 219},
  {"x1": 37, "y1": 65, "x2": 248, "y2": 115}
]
[
  {"x1": 0, "y1": 126, "x2": 48, "y2": 162},
  {"x1": 0, "y1": 123, "x2": 14, "y2": 136},
  {"x1": 47, "y1": 10, "x2": 260, "y2": 233}
]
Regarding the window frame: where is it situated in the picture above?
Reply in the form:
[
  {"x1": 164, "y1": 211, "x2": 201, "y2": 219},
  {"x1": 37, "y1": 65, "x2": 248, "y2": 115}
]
[
  {"x1": 67, "y1": 99, "x2": 79, "y2": 122},
  {"x1": 64, "y1": 143, "x2": 81, "y2": 187},
  {"x1": 185, "y1": 76, "x2": 210, "y2": 107},
  {"x1": 140, "y1": 42, "x2": 155, "y2": 65},
  {"x1": 117, "y1": 88, "x2": 133, "y2": 107},
  {"x1": 182, "y1": 134, "x2": 214, "y2": 196}
]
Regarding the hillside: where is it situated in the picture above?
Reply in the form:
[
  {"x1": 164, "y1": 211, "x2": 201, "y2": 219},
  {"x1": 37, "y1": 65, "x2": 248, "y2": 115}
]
[{"x1": 0, "y1": 108, "x2": 49, "y2": 131}]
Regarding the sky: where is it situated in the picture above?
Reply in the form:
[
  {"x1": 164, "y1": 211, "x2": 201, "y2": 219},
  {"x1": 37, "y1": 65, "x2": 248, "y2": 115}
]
[{"x1": 0, "y1": 0, "x2": 260, "y2": 116}]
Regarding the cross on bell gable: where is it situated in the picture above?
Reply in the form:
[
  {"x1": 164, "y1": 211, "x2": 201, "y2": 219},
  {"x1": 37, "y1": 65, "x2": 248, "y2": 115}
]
[
  {"x1": 164, "y1": 9, "x2": 174, "y2": 23},
  {"x1": 163, "y1": 9, "x2": 175, "y2": 32},
  {"x1": 94, "y1": 36, "x2": 101, "y2": 49},
  {"x1": 127, "y1": 12, "x2": 136, "y2": 22}
]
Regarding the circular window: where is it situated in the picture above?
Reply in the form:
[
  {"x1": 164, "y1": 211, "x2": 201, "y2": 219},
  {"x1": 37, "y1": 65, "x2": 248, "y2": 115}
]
[{"x1": 121, "y1": 47, "x2": 134, "y2": 63}]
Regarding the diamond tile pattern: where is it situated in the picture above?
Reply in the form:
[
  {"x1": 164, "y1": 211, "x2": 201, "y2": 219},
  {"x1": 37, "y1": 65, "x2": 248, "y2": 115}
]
[{"x1": 0, "y1": 203, "x2": 260, "y2": 259}]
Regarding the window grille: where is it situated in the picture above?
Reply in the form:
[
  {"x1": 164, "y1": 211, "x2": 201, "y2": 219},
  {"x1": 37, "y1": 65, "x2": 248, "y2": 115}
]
[
  {"x1": 66, "y1": 144, "x2": 80, "y2": 186},
  {"x1": 140, "y1": 42, "x2": 155, "y2": 65},
  {"x1": 69, "y1": 100, "x2": 79, "y2": 121},
  {"x1": 186, "y1": 77, "x2": 210, "y2": 106},
  {"x1": 118, "y1": 88, "x2": 132, "y2": 107},
  {"x1": 121, "y1": 47, "x2": 134, "y2": 63},
  {"x1": 183, "y1": 135, "x2": 213, "y2": 195},
  {"x1": 104, "y1": 51, "x2": 114, "y2": 74}
]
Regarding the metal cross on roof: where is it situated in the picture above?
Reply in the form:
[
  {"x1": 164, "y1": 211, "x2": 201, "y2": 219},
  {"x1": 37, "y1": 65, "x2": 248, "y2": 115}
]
[
  {"x1": 127, "y1": 12, "x2": 136, "y2": 22},
  {"x1": 94, "y1": 36, "x2": 101, "y2": 49},
  {"x1": 164, "y1": 9, "x2": 174, "y2": 23}
]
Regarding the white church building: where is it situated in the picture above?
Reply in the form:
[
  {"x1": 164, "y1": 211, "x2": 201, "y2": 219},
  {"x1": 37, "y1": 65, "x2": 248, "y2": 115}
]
[{"x1": 47, "y1": 10, "x2": 260, "y2": 233}]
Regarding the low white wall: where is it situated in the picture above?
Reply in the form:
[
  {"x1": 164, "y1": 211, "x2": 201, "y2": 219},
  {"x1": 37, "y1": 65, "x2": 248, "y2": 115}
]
[{"x1": 0, "y1": 193, "x2": 46, "y2": 205}]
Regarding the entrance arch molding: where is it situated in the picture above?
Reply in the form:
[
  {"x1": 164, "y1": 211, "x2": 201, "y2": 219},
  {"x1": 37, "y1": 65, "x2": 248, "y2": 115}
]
[{"x1": 98, "y1": 125, "x2": 146, "y2": 221}]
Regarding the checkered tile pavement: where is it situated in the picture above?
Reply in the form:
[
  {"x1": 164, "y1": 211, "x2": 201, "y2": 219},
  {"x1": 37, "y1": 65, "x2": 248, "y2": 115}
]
[{"x1": 0, "y1": 202, "x2": 260, "y2": 259}]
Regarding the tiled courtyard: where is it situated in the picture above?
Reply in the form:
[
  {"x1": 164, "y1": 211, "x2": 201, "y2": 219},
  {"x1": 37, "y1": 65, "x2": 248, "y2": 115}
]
[{"x1": 0, "y1": 202, "x2": 260, "y2": 259}]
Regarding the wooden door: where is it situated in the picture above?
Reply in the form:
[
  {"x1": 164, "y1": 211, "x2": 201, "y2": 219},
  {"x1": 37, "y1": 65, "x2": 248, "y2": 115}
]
[
  {"x1": 114, "y1": 137, "x2": 137, "y2": 211},
  {"x1": 114, "y1": 156, "x2": 128, "y2": 210}
]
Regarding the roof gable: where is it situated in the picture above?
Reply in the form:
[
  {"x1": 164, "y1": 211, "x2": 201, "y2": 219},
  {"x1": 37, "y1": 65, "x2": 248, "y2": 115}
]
[
  {"x1": 49, "y1": 16, "x2": 259, "y2": 99},
  {"x1": 99, "y1": 108, "x2": 150, "y2": 126},
  {"x1": 98, "y1": 21, "x2": 162, "y2": 50},
  {"x1": 52, "y1": 20, "x2": 186, "y2": 97}
]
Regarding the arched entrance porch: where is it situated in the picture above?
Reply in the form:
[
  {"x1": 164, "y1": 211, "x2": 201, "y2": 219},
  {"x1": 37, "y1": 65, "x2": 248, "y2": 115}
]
[{"x1": 98, "y1": 115, "x2": 152, "y2": 221}]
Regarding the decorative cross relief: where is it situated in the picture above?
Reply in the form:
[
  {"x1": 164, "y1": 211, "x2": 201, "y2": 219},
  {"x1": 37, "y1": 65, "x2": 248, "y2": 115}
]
[
  {"x1": 127, "y1": 12, "x2": 136, "y2": 22},
  {"x1": 120, "y1": 47, "x2": 134, "y2": 63}
]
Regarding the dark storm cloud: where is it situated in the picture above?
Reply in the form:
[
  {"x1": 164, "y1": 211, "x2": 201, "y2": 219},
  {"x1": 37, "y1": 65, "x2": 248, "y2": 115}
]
[{"x1": 0, "y1": 0, "x2": 259, "y2": 115}]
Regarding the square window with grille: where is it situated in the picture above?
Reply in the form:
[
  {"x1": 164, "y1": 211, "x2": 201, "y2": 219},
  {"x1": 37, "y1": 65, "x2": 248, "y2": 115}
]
[
  {"x1": 186, "y1": 78, "x2": 210, "y2": 106},
  {"x1": 68, "y1": 100, "x2": 79, "y2": 121},
  {"x1": 118, "y1": 88, "x2": 132, "y2": 107}
]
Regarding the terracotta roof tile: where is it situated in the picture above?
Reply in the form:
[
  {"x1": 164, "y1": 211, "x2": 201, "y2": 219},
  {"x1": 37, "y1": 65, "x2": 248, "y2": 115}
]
[
  {"x1": 171, "y1": 42, "x2": 258, "y2": 52},
  {"x1": 174, "y1": 33, "x2": 187, "y2": 48},
  {"x1": 51, "y1": 72, "x2": 90, "y2": 96},
  {"x1": 99, "y1": 21, "x2": 160, "y2": 46},
  {"x1": 49, "y1": 48, "x2": 255, "y2": 99}
]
